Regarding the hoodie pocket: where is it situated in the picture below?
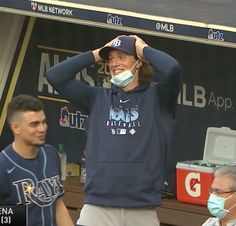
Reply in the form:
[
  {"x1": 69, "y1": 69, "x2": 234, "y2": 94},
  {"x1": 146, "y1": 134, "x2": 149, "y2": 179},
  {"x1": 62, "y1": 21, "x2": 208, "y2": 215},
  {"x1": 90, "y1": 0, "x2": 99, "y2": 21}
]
[{"x1": 86, "y1": 162, "x2": 154, "y2": 200}]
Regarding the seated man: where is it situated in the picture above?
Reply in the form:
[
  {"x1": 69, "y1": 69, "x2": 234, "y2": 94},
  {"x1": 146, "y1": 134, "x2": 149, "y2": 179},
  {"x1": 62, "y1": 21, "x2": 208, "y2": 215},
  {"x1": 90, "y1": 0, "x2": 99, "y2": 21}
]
[
  {"x1": 0, "y1": 94, "x2": 74, "y2": 226},
  {"x1": 202, "y1": 166, "x2": 236, "y2": 226}
]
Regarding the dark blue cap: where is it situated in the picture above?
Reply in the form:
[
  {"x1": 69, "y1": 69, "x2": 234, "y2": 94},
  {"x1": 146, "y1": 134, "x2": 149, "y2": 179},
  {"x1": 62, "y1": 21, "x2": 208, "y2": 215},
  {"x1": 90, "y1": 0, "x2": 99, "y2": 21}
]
[{"x1": 99, "y1": 36, "x2": 137, "y2": 60}]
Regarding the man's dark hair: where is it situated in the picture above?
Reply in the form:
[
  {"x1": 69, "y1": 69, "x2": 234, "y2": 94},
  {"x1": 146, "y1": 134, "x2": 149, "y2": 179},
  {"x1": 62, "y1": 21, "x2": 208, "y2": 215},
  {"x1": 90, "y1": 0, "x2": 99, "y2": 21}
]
[{"x1": 7, "y1": 94, "x2": 45, "y2": 123}]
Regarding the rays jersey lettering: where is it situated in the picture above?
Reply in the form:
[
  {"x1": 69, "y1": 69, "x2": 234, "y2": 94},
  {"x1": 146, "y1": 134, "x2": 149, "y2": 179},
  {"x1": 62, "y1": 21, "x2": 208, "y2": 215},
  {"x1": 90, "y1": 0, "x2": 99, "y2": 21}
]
[
  {"x1": 106, "y1": 105, "x2": 141, "y2": 135},
  {"x1": 13, "y1": 175, "x2": 63, "y2": 207}
]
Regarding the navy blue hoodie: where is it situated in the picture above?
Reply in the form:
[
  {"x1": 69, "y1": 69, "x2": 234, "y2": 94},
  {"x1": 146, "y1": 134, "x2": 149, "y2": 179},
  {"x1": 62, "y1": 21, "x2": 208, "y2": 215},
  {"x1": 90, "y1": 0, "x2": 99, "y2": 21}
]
[{"x1": 46, "y1": 46, "x2": 182, "y2": 208}]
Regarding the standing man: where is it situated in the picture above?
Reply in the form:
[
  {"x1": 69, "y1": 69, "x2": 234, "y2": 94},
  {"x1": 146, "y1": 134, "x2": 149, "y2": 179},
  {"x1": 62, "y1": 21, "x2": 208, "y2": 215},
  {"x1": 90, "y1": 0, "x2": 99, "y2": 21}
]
[
  {"x1": 0, "y1": 94, "x2": 74, "y2": 226},
  {"x1": 202, "y1": 166, "x2": 236, "y2": 226},
  {"x1": 46, "y1": 35, "x2": 182, "y2": 226}
]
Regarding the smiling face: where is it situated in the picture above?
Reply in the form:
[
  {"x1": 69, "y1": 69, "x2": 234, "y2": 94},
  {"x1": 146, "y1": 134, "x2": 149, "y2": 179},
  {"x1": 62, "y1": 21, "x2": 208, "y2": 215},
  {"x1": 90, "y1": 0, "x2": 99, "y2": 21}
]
[
  {"x1": 108, "y1": 49, "x2": 137, "y2": 76},
  {"x1": 108, "y1": 49, "x2": 141, "y2": 91},
  {"x1": 10, "y1": 110, "x2": 48, "y2": 148}
]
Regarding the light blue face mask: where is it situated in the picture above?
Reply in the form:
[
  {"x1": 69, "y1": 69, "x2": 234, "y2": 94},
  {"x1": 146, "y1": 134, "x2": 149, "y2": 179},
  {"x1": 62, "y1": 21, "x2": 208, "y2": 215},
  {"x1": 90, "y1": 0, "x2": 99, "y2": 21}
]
[
  {"x1": 110, "y1": 70, "x2": 134, "y2": 87},
  {"x1": 110, "y1": 60, "x2": 138, "y2": 87},
  {"x1": 207, "y1": 193, "x2": 236, "y2": 219}
]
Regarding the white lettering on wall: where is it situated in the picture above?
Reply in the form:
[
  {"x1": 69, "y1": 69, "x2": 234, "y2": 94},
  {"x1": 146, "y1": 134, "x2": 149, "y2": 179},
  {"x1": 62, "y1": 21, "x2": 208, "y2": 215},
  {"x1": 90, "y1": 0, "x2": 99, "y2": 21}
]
[{"x1": 178, "y1": 83, "x2": 233, "y2": 111}]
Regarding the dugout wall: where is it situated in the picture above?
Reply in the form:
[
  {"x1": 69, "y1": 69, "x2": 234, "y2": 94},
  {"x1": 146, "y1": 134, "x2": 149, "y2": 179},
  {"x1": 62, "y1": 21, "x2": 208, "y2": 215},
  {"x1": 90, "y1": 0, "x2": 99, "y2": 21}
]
[{"x1": 0, "y1": 0, "x2": 235, "y2": 193}]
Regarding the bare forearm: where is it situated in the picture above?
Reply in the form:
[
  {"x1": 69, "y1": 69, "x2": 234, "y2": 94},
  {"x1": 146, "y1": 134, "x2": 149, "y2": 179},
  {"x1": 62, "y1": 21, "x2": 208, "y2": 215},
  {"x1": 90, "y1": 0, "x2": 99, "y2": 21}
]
[{"x1": 56, "y1": 198, "x2": 74, "y2": 226}]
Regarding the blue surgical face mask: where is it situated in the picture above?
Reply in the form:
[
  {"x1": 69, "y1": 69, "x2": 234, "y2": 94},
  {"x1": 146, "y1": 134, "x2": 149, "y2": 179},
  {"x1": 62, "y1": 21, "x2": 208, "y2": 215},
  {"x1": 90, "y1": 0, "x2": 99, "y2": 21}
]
[
  {"x1": 207, "y1": 193, "x2": 236, "y2": 219},
  {"x1": 110, "y1": 60, "x2": 138, "y2": 87},
  {"x1": 110, "y1": 70, "x2": 134, "y2": 87}
]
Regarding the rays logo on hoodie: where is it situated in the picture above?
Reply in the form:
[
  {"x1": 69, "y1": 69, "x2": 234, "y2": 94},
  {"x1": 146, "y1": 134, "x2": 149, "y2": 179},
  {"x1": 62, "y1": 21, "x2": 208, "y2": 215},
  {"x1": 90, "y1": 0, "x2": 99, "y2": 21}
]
[{"x1": 107, "y1": 105, "x2": 141, "y2": 135}]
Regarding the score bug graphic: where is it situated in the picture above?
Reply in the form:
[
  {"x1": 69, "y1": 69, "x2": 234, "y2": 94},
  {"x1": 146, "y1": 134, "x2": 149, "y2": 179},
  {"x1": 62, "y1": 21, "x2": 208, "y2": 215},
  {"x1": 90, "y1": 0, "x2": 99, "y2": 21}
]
[{"x1": 0, "y1": 205, "x2": 26, "y2": 226}]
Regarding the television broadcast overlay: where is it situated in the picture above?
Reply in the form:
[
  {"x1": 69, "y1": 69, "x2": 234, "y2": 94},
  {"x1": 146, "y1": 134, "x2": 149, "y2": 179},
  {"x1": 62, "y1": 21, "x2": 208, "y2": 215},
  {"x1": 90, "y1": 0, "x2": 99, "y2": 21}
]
[{"x1": 0, "y1": 205, "x2": 26, "y2": 226}]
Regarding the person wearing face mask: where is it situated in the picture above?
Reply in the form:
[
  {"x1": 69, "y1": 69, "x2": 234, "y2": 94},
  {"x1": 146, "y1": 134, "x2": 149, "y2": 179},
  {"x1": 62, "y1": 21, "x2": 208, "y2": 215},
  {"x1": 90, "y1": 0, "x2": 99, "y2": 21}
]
[
  {"x1": 202, "y1": 166, "x2": 236, "y2": 226},
  {"x1": 46, "y1": 35, "x2": 182, "y2": 226}
]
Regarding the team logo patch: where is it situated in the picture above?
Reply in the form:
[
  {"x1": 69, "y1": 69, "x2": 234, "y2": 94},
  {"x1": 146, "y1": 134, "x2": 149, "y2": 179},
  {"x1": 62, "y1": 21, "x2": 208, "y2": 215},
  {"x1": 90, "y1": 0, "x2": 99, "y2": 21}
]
[{"x1": 112, "y1": 39, "x2": 122, "y2": 47}]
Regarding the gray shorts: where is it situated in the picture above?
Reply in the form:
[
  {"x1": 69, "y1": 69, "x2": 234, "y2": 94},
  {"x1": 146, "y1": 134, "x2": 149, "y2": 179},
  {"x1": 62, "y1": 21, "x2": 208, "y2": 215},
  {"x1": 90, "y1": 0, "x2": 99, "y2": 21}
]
[{"x1": 76, "y1": 204, "x2": 160, "y2": 226}]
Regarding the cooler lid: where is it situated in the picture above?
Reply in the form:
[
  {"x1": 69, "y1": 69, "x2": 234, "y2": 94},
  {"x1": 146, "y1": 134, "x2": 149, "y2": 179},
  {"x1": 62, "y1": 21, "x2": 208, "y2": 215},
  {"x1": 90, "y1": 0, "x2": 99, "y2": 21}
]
[{"x1": 203, "y1": 127, "x2": 236, "y2": 164}]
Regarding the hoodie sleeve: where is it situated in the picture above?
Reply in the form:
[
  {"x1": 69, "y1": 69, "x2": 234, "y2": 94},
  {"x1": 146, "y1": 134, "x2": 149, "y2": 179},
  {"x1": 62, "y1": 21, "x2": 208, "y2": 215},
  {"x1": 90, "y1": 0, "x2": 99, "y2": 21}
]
[
  {"x1": 45, "y1": 51, "x2": 97, "y2": 113},
  {"x1": 143, "y1": 47, "x2": 183, "y2": 116}
]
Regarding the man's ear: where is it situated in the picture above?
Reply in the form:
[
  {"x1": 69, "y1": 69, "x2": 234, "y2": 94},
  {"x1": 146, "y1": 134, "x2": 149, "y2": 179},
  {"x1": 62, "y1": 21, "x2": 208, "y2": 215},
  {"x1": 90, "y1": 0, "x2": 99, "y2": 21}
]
[{"x1": 10, "y1": 122, "x2": 20, "y2": 135}]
